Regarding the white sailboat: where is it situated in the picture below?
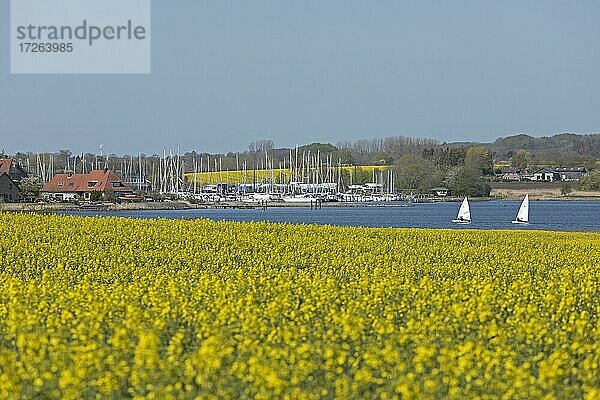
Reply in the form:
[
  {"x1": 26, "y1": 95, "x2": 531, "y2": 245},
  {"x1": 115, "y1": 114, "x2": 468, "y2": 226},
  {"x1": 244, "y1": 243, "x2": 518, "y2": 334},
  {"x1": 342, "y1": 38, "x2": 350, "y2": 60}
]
[
  {"x1": 452, "y1": 197, "x2": 471, "y2": 224},
  {"x1": 281, "y1": 194, "x2": 315, "y2": 203},
  {"x1": 512, "y1": 194, "x2": 529, "y2": 224}
]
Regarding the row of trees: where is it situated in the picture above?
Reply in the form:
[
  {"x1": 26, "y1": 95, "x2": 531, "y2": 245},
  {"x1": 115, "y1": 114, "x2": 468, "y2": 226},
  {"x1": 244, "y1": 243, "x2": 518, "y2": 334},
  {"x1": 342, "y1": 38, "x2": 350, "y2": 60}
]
[
  {"x1": 9, "y1": 136, "x2": 438, "y2": 180},
  {"x1": 493, "y1": 133, "x2": 600, "y2": 164},
  {"x1": 394, "y1": 146, "x2": 493, "y2": 197},
  {"x1": 6, "y1": 133, "x2": 599, "y2": 198},
  {"x1": 10, "y1": 133, "x2": 597, "y2": 178}
]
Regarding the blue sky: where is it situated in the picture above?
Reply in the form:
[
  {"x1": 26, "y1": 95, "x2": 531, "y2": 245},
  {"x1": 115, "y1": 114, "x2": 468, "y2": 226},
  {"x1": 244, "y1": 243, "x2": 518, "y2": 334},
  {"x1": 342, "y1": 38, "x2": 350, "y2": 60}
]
[{"x1": 1, "y1": 0, "x2": 599, "y2": 155}]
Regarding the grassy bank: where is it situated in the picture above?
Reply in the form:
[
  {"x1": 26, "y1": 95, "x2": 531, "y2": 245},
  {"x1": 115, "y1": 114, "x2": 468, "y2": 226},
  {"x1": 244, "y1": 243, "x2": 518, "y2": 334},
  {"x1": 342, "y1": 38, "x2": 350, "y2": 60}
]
[{"x1": 490, "y1": 182, "x2": 600, "y2": 200}]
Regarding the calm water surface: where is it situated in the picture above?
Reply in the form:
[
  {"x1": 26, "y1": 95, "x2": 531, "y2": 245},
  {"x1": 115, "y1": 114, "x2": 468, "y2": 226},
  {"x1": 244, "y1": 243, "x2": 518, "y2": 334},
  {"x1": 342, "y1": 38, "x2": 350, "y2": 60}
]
[{"x1": 58, "y1": 201, "x2": 600, "y2": 232}]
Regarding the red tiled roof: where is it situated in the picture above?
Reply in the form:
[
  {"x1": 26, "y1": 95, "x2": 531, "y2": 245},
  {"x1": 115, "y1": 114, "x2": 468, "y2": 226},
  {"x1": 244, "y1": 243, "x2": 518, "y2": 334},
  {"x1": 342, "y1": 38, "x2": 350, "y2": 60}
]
[
  {"x1": 42, "y1": 170, "x2": 133, "y2": 193},
  {"x1": 0, "y1": 158, "x2": 28, "y2": 182},
  {"x1": 0, "y1": 158, "x2": 14, "y2": 174}
]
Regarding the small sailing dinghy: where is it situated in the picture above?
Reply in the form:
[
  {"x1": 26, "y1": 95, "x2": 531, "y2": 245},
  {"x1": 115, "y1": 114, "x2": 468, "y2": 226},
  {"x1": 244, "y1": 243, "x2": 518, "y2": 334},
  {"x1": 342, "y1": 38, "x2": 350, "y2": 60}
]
[
  {"x1": 452, "y1": 197, "x2": 471, "y2": 224},
  {"x1": 512, "y1": 194, "x2": 529, "y2": 224}
]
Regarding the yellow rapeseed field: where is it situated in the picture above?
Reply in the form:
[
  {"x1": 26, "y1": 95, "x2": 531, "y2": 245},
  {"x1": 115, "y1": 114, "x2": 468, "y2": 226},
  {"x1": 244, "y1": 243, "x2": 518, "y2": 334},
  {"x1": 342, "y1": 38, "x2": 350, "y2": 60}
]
[
  {"x1": 0, "y1": 213, "x2": 599, "y2": 399},
  {"x1": 185, "y1": 165, "x2": 388, "y2": 185}
]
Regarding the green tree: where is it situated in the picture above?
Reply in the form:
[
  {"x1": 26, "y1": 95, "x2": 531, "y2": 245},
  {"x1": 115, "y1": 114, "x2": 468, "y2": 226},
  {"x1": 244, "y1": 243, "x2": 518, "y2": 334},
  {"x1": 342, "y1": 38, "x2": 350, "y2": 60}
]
[
  {"x1": 447, "y1": 165, "x2": 491, "y2": 197},
  {"x1": 560, "y1": 181, "x2": 572, "y2": 196},
  {"x1": 465, "y1": 146, "x2": 494, "y2": 175},
  {"x1": 18, "y1": 177, "x2": 43, "y2": 201},
  {"x1": 579, "y1": 171, "x2": 600, "y2": 191},
  {"x1": 394, "y1": 154, "x2": 437, "y2": 193},
  {"x1": 373, "y1": 152, "x2": 393, "y2": 166},
  {"x1": 336, "y1": 149, "x2": 354, "y2": 165},
  {"x1": 90, "y1": 191, "x2": 103, "y2": 202},
  {"x1": 422, "y1": 147, "x2": 466, "y2": 170},
  {"x1": 511, "y1": 149, "x2": 530, "y2": 171}
]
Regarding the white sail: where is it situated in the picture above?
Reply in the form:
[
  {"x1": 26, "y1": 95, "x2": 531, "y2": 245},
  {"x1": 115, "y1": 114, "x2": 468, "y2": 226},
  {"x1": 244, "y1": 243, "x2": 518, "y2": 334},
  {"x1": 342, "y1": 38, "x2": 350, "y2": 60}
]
[
  {"x1": 512, "y1": 194, "x2": 529, "y2": 224},
  {"x1": 453, "y1": 197, "x2": 471, "y2": 223}
]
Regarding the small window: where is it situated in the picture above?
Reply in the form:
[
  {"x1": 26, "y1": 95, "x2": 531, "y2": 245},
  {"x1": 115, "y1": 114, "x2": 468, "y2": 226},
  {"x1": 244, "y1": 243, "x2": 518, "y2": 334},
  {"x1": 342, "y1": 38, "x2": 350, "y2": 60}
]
[
  {"x1": 112, "y1": 181, "x2": 123, "y2": 188},
  {"x1": 68, "y1": 182, "x2": 74, "y2": 187},
  {"x1": 58, "y1": 182, "x2": 64, "y2": 187},
  {"x1": 88, "y1": 181, "x2": 98, "y2": 188}
]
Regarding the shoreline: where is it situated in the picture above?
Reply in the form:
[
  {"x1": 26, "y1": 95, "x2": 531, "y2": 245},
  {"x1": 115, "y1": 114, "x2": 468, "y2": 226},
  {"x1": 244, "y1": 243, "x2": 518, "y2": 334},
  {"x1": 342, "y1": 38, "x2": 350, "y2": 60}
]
[{"x1": 2, "y1": 194, "x2": 600, "y2": 214}]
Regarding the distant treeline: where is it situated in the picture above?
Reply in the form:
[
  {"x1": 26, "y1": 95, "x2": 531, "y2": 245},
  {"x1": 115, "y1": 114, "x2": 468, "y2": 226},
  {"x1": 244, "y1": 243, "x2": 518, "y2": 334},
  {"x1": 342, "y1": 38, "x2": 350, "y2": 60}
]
[
  {"x1": 4, "y1": 133, "x2": 599, "y2": 197},
  {"x1": 490, "y1": 133, "x2": 600, "y2": 163},
  {"x1": 7, "y1": 132, "x2": 598, "y2": 174},
  {"x1": 7, "y1": 136, "x2": 442, "y2": 175}
]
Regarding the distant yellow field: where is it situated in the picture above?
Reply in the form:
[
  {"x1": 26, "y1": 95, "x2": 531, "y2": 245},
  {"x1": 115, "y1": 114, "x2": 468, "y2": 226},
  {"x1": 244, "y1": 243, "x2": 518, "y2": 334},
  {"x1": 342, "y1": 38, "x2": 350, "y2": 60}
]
[{"x1": 184, "y1": 165, "x2": 390, "y2": 185}]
